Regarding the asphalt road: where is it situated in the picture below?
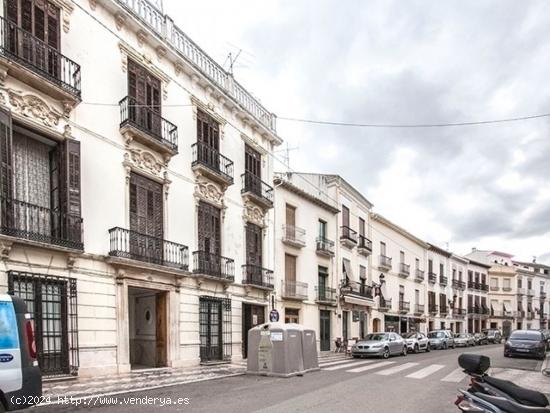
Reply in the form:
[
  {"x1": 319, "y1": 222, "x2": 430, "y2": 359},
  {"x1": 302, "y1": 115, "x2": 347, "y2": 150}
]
[{"x1": 34, "y1": 343, "x2": 543, "y2": 413}]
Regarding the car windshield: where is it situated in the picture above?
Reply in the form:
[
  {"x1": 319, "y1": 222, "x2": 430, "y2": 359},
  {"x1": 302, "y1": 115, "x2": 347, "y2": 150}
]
[
  {"x1": 364, "y1": 333, "x2": 388, "y2": 341},
  {"x1": 510, "y1": 332, "x2": 541, "y2": 341},
  {"x1": 427, "y1": 332, "x2": 444, "y2": 338},
  {"x1": 404, "y1": 332, "x2": 417, "y2": 338}
]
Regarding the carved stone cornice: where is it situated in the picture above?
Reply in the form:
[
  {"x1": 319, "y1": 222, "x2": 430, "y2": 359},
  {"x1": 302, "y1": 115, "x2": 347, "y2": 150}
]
[
  {"x1": 123, "y1": 148, "x2": 170, "y2": 197},
  {"x1": 0, "y1": 88, "x2": 63, "y2": 128},
  {"x1": 193, "y1": 175, "x2": 225, "y2": 210},
  {"x1": 243, "y1": 200, "x2": 266, "y2": 228}
]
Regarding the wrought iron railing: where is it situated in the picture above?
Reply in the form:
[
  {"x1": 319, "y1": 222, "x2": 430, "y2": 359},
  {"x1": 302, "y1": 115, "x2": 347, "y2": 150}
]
[
  {"x1": 440, "y1": 275, "x2": 448, "y2": 286},
  {"x1": 241, "y1": 264, "x2": 273, "y2": 289},
  {"x1": 428, "y1": 272, "x2": 437, "y2": 283},
  {"x1": 379, "y1": 255, "x2": 392, "y2": 268},
  {"x1": 316, "y1": 237, "x2": 334, "y2": 255},
  {"x1": 415, "y1": 269, "x2": 425, "y2": 281},
  {"x1": 452, "y1": 279, "x2": 466, "y2": 290},
  {"x1": 399, "y1": 301, "x2": 410, "y2": 313},
  {"x1": 480, "y1": 284, "x2": 489, "y2": 292},
  {"x1": 191, "y1": 141, "x2": 234, "y2": 182},
  {"x1": 468, "y1": 306, "x2": 480, "y2": 314},
  {"x1": 282, "y1": 224, "x2": 306, "y2": 246},
  {"x1": 379, "y1": 297, "x2": 392, "y2": 310},
  {"x1": 119, "y1": 96, "x2": 178, "y2": 150},
  {"x1": 315, "y1": 285, "x2": 337, "y2": 303},
  {"x1": 415, "y1": 304, "x2": 425, "y2": 314},
  {"x1": 0, "y1": 197, "x2": 82, "y2": 250},
  {"x1": 281, "y1": 280, "x2": 308, "y2": 300},
  {"x1": 193, "y1": 251, "x2": 234, "y2": 281},
  {"x1": 340, "y1": 280, "x2": 373, "y2": 299},
  {"x1": 340, "y1": 226, "x2": 357, "y2": 244},
  {"x1": 399, "y1": 263, "x2": 410, "y2": 276},
  {"x1": 241, "y1": 172, "x2": 273, "y2": 205},
  {"x1": 108, "y1": 227, "x2": 188, "y2": 269},
  {"x1": 428, "y1": 305, "x2": 438, "y2": 314},
  {"x1": 358, "y1": 235, "x2": 372, "y2": 251},
  {"x1": 454, "y1": 308, "x2": 466, "y2": 316},
  {"x1": 0, "y1": 16, "x2": 81, "y2": 97},
  {"x1": 440, "y1": 305, "x2": 448, "y2": 315}
]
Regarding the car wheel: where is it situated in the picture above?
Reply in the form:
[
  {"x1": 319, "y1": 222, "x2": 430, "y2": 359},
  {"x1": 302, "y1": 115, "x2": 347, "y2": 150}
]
[
  {"x1": 414, "y1": 344, "x2": 419, "y2": 354},
  {"x1": 452, "y1": 342, "x2": 456, "y2": 349},
  {"x1": 426, "y1": 345, "x2": 430, "y2": 352},
  {"x1": 402, "y1": 346, "x2": 407, "y2": 356},
  {"x1": 353, "y1": 355, "x2": 360, "y2": 359},
  {"x1": 382, "y1": 347, "x2": 390, "y2": 359},
  {"x1": 443, "y1": 342, "x2": 448, "y2": 350}
]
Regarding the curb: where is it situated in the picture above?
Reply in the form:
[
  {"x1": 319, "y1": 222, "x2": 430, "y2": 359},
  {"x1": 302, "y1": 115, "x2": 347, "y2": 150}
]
[{"x1": 541, "y1": 353, "x2": 550, "y2": 377}]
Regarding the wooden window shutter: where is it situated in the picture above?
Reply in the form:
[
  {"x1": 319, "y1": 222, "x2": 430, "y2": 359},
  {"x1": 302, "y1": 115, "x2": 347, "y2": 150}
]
[
  {"x1": 0, "y1": 108, "x2": 13, "y2": 228},
  {"x1": 59, "y1": 139, "x2": 81, "y2": 244}
]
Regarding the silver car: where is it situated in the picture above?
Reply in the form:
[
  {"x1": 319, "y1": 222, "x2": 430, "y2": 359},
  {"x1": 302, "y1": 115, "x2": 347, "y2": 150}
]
[
  {"x1": 454, "y1": 333, "x2": 475, "y2": 347},
  {"x1": 404, "y1": 332, "x2": 430, "y2": 353},
  {"x1": 352, "y1": 332, "x2": 408, "y2": 359},
  {"x1": 428, "y1": 330, "x2": 455, "y2": 349}
]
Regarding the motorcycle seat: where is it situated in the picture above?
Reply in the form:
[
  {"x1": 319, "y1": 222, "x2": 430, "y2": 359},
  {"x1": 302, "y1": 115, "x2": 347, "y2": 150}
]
[
  {"x1": 485, "y1": 376, "x2": 549, "y2": 407},
  {"x1": 476, "y1": 393, "x2": 550, "y2": 413}
]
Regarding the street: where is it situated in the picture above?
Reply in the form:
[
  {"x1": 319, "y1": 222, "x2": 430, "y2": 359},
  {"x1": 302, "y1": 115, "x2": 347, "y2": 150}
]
[{"x1": 33, "y1": 344, "x2": 545, "y2": 413}]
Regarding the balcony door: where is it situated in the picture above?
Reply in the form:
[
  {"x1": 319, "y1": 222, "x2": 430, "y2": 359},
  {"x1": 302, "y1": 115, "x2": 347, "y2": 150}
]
[
  {"x1": 244, "y1": 144, "x2": 261, "y2": 194},
  {"x1": 285, "y1": 203, "x2": 295, "y2": 239},
  {"x1": 5, "y1": 0, "x2": 60, "y2": 77},
  {"x1": 245, "y1": 223, "x2": 262, "y2": 284},
  {"x1": 197, "y1": 201, "x2": 221, "y2": 274},
  {"x1": 284, "y1": 253, "x2": 296, "y2": 296},
  {"x1": 196, "y1": 110, "x2": 220, "y2": 170},
  {"x1": 129, "y1": 172, "x2": 163, "y2": 264},
  {"x1": 128, "y1": 59, "x2": 161, "y2": 137}
]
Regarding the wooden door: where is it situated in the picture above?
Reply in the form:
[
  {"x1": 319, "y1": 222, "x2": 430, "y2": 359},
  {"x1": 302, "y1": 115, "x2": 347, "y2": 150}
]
[
  {"x1": 155, "y1": 292, "x2": 167, "y2": 367},
  {"x1": 244, "y1": 144, "x2": 261, "y2": 194},
  {"x1": 319, "y1": 310, "x2": 331, "y2": 351},
  {"x1": 284, "y1": 254, "x2": 296, "y2": 296},
  {"x1": 285, "y1": 204, "x2": 295, "y2": 239},
  {"x1": 197, "y1": 201, "x2": 221, "y2": 273},
  {"x1": 245, "y1": 223, "x2": 262, "y2": 283},
  {"x1": 128, "y1": 59, "x2": 162, "y2": 136},
  {"x1": 196, "y1": 110, "x2": 220, "y2": 169},
  {"x1": 242, "y1": 304, "x2": 265, "y2": 358},
  {"x1": 342, "y1": 205, "x2": 350, "y2": 228}
]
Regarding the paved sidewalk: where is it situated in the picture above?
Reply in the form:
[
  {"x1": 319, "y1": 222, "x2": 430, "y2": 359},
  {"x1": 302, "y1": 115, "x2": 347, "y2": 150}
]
[
  {"x1": 42, "y1": 364, "x2": 246, "y2": 401},
  {"x1": 491, "y1": 367, "x2": 550, "y2": 396}
]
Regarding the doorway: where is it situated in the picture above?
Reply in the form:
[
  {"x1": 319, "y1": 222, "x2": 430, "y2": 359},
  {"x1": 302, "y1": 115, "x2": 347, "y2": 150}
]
[
  {"x1": 319, "y1": 310, "x2": 331, "y2": 351},
  {"x1": 373, "y1": 318, "x2": 381, "y2": 332},
  {"x1": 242, "y1": 304, "x2": 265, "y2": 358},
  {"x1": 128, "y1": 287, "x2": 167, "y2": 369}
]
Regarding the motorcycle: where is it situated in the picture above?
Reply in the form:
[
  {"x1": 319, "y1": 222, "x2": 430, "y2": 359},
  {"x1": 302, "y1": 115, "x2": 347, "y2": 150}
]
[{"x1": 455, "y1": 353, "x2": 550, "y2": 412}]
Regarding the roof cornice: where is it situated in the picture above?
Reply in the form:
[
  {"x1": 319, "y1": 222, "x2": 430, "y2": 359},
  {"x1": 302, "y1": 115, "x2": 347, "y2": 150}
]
[{"x1": 370, "y1": 213, "x2": 429, "y2": 248}]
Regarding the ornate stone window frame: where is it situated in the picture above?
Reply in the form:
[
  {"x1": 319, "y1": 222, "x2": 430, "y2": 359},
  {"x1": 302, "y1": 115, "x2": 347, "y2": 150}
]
[{"x1": 190, "y1": 95, "x2": 226, "y2": 140}]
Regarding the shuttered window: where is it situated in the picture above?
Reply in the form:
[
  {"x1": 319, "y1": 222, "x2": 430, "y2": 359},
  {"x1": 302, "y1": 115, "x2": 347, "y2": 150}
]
[
  {"x1": 245, "y1": 223, "x2": 262, "y2": 267},
  {"x1": 197, "y1": 201, "x2": 221, "y2": 256},
  {"x1": 285, "y1": 254, "x2": 296, "y2": 282},
  {"x1": 197, "y1": 110, "x2": 219, "y2": 150},
  {"x1": 129, "y1": 172, "x2": 163, "y2": 238},
  {"x1": 7, "y1": 0, "x2": 60, "y2": 50},
  {"x1": 244, "y1": 144, "x2": 261, "y2": 178}
]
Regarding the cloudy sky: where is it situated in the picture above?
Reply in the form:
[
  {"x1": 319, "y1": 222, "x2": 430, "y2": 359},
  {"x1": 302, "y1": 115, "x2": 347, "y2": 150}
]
[{"x1": 164, "y1": 0, "x2": 550, "y2": 263}]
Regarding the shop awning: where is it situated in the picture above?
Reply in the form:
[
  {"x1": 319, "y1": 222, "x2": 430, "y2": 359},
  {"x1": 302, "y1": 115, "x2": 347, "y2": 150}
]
[{"x1": 344, "y1": 295, "x2": 373, "y2": 307}]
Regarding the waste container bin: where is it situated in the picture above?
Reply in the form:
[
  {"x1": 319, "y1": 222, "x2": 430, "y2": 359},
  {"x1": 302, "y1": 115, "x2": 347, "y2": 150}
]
[
  {"x1": 301, "y1": 327, "x2": 319, "y2": 372},
  {"x1": 247, "y1": 322, "x2": 305, "y2": 377}
]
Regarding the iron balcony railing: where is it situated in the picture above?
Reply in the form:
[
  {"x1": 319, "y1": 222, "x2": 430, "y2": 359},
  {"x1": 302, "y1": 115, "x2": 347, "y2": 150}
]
[
  {"x1": 452, "y1": 279, "x2": 466, "y2": 290},
  {"x1": 454, "y1": 308, "x2": 466, "y2": 316},
  {"x1": 315, "y1": 285, "x2": 337, "y2": 304},
  {"x1": 241, "y1": 172, "x2": 274, "y2": 205},
  {"x1": 415, "y1": 303, "x2": 425, "y2": 314},
  {"x1": 192, "y1": 251, "x2": 234, "y2": 281},
  {"x1": 281, "y1": 280, "x2": 308, "y2": 300},
  {"x1": 468, "y1": 281, "x2": 481, "y2": 290},
  {"x1": 241, "y1": 264, "x2": 273, "y2": 289},
  {"x1": 0, "y1": 16, "x2": 81, "y2": 97},
  {"x1": 468, "y1": 306, "x2": 481, "y2": 314},
  {"x1": 340, "y1": 280, "x2": 373, "y2": 299},
  {"x1": 119, "y1": 96, "x2": 178, "y2": 150},
  {"x1": 480, "y1": 284, "x2": 489, "y2": 292},
  {"x1": 379, "y1": 255, "x2": 392, "y2": 269},
  {"x1": 340, "y1": 226, "x2": 357, "y2": 244},
  {"x1": 282, "y1": 225, "x2": 306, "y2": 246},
  {"x1": 1, "y1": 197, "x2": 82, "y2": 250},
  {"x1": 428, "y1": 272, "x2": 437, "y2": 283},
  {"x1": 440, "y1": 275, "x2": 448, "y2": 286},
  {"x1": 358, "y1": 235, "x2": 372, "y2": 251},
  {"x1": 502, "y1": 286, "x2": 512, "y2": 292},
  {"x1": 108, "y1": 227, "x2": 188, "y2": 269},
  {"x1": 114, "y1": 0, "x2": 277, "y2": 132},
  {"x1": 541, "y1": 292, "x2": 547, "y2": 299},
  {"x1": 399, "y1": 301, "x2": 410, "y2": 313},
  {"x1": 527, "y1": 289, "x2": 535, "y2": 296},
  {"x1": 399, "y1": 263, "x2": 410, "y2": 276},
  {"x1": 517, "y1": 288, "x2": 526, "y2": 295},
  {"x1": 440, "y1": 305, "x2": 448, "y2": 315},
  {"x1": 316, "y1": 236, "x2": 334, "y2": 255},
  {"x1": 415, "y1": 269, "x2": 425, "y2": 281},
  {"x1": 191, "y1": 141, "x2": 233, "y2": 183},
  {"x1": 428, "y1": 305, "x2": 438, "y2": 314},
  {"x1": 379, "y1": 297, "x2": 392, "y2": 310}
]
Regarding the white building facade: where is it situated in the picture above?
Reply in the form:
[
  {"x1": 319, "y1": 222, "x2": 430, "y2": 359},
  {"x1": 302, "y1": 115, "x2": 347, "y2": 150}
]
[{"x1": 0, "y1": 0, "x2": 281, "y2": 378}]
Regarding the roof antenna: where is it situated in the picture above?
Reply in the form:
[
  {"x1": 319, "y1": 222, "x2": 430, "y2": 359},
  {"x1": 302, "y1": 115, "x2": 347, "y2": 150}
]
[
  {"x1": 274, "y1": 142, "x2": 299, "y2": 170},
  {"x1": 225, "y1": 49, "x2": 242, "y2": 76}
]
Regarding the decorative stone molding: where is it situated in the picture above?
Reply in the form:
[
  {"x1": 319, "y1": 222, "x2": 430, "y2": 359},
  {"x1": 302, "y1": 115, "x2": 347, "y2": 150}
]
[
  {"x1": 0, "y1": 65, "x2": 8, "y2": 86},
  {"x1": 115, "y1": 12, "x2": 126, "y2": 31},
  {"x1": 3, "y1": 88, "x2": 62, "y2": 128},
  {"x1": 88, "y1": 0, "x2": 97, "y2": 10},
  {"x1": 156, "y1": 46, "x2": 167, "y2": 62},
  {"x1": 136, "y1": 30, "x2": 148, "y2": 47},
  {"x1": 174, "y1": 62, "x2": 184, "y2": 77},
  {"x1": 63, "y1": 124, "x2": 72, "y2": 139},
  {"x1": 116, "y1": 269, "x2": 126, "y2": 285},
  {"x1": 243, "y1": 201, "x2": 266, "y2": 228},
  {"x1": 124, "y1": 148, "x2": 164, "y2": 178},
  {"x1": 241, "y1": 133, "x2": 268, "y2": 156},
  {"x1": 193, "y1": 176, "x2": 225, "y2": 209},
  {"x1": 67, "y1": 254, "x2": 77, "y2": 270},
  {"x1": 190, "y1": 95, "x2": 226, "y2": 138},
  {"x1": 0, "y1": 241, "x2": 12, "y2": 261}
]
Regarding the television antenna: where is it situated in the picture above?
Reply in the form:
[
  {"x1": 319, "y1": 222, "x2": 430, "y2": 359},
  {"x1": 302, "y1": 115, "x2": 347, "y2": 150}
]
[{"x1": 274, "y1": 142, "x2": 299, "y2": 169}]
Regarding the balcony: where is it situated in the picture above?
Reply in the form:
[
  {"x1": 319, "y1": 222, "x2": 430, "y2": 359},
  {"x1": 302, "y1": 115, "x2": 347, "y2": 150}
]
[
  {"x1": 192, "y1": 251, "x2": 234, "y2": 282},
  {"x1": 527, "y1": 312, "x2": 535, "y2": 320},
  {"x1": 414, "y1": 304, "x2": 425, "y2": 315},
  {"x1": 541, "y1": 292, "x2": 547, "y2": 300},
  {"x1": 340, "y1": 280, "x2": 374, "y2": 306},
  {"x1": 108, "y1": 227, "x2": 188, "y2": 271},
  {"x1": 378, "y1": 255, "x2": 392, "y2": 271},
  {"x1": 241, "y1": 264, "x2": 273, "y2": 290},
  {"x1": 454, "y1": 308, "x2": 466, "y2": 317},
  {"x1": 357, "y1": 235, "x2": 372, "y2": 256},
  {"x1": 428, "y1": 305, "x2": 438, "y2": 315},
  {"x1": 399, "y1": 301, "x2": 410, "y2": 314},
  {"x1": 480, "y1": 284, "x2": 489, "y2": 292},
  {"x1": 281, "y1": 280, "x2": 308, "y2": 301},
  {"x1": 440, "y1": 306, "x2": 448, "y2": 316},
  {"x1": 340, "y1": 226, "x2": 357, "y2": 249},
  {"x1": 316, "y1": 237, "x2": 335, "y2": 257},
  {"x1": 490, "y1": 286, "x2": 499, "y2": 292},
  {"x1": 414, "y1": 269, "x2": 425, "y2": 283},
  {"x1": 439, "y1": 275, "x2": 448, "y2": 286},
  {"x1": 398, "y1": 263, "x2": 410, "y2": 278},
  {"x1": 119, "y1": 96, "x2": 178, "y2": 156},
  {"x1": 0, "y1": 197, "x2": 82, "y2": 251},
  {"x1": 241, "y1": 172, "x2": 273, "y2": 209},
  {"x1": 428, "y1": 272, "x2": 437, "y2": 284},
  {"x1": 517, "y1": 288, "x2": 526, "y2": 296},
  {"x1": 527, "y1": 289, "x2": 535, "y2": 297},
  {"x1": 282, "y1": 225, "x2": 306, "y2": 248},
  {"x1": 467, "y1": 281, "x2": 480, "y2": 290},
  {"x1": 0, "y1": 17, "x2": 81, "y2": 103},
  {"x1": 452, "y1": 279, "x2": 466, "y2": 291},
  {"x1": 191, "y1": 142, "x2": 234, "y2": 187},
  {"x1": 378, "y1": 298, "x2": 392, "y2": 311},
  {"x1": 315, "y1": 286, "x2": 337, "y2": 306},
  {"x1": 467, "y1": 306, "x2": 480, "y2": 315},
  {"x1": 502, "y1": 286, "x2": 512, "y2": 292},
  {"x1": 491, "y1": 309, "x2": 514, "y2": 318}
]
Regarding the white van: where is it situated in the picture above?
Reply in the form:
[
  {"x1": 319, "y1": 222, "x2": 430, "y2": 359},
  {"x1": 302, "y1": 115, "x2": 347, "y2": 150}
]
[{"x1": 0, "y1": 294, "x2": 41, "y2": 412}]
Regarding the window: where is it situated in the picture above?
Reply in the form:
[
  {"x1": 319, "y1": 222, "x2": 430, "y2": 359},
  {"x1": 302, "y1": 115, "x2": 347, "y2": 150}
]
[
  {"x1": 503, "y1": 278, "x2": 511, "y2": 289},
  {"x1": 128, "y1": 59, "x2": 162, "y2": 134},
  {"x1": 245, "y1": 223, "x2": 262, "y2": 267},
  {"x1": 399, "y1": 285, "x2": 404, "y2": 304},
  {"x1": 285, "y1": 254, "x2": 296, "y2": 282},
  {"x1": 468, "y1": 271, "x2": 473, "y2": 283},
  {"x1": 490, "y1": 278, "x2": 499, "y2": 288},
  {"x1": 518, "y1": 278, "x2": 523, "y2": 288},
  {"x1": 285, "y1": 203, "x2": 296, "y2": 233},
  {"x1": 6, "y1": 0, "x2": 60, "y2": 51},
  {"x1": 428, "y1": 259, "x2": 433, "y2": 273},
  {"x1": 380, "y1": 241, "x2": 386, "y2": 256},
  {"x1": 197, "y1": 201, "x2": 221, "y2": 257},
  {"x1": 359, "y1": 265, "x2": 367, "y2": 280},
  {"x1": 415, "y1": 258, "x2": 420, "y2": 269},
  {"x1": 458, "y1": 271, "x2": 463, "y2": 282},
  {"x1": 318, "y1": 220, "x2": 327, "y2": 239},
  {"x1": 400, "y1": 251, "x2": 405, "y2": 263},
  {"x1": 343, "y1": 258, "x2": 353, "y2": 281},
  {"x1": 440, "y1": 263, "x2": 444, "y2": 276},
  {"x1": 342, "y1": 205, "x2": 350, "y2": 228},
  {"x1": 285, "y1": 308, "x2": 299, "y2": 324},
  {"x1": 415, "y1": 289, "x2": 419, "y2": 305},
  {"x1": 244, "y1": 144, "x2": 261, "y2": 178},
  {"x1": 528, "y1": 280, "x2": 533, "y2": 290},
  {"x1": 541, "y1": 281, "x2": 545, "y2": 292},
  {"x1": 359, "y1": 217, "x2": 365, "y2": 236}
]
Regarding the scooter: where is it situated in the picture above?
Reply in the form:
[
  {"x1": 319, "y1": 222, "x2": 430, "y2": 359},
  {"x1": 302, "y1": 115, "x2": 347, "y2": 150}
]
[{"x1": 455, "y1": 353, "x2": 550, "y2": 412}]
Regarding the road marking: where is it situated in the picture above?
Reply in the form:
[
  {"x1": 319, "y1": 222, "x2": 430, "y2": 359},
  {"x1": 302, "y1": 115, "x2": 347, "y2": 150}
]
[
  {"x1": 347, "y1": 361, "x2": 395, "y2": 373},
  {"x1": 376, "y1": 362, "x2": 418, "y2": 376},
  {"x1": 441, "y1": 368, "x2": 467, "y2": 383},
  {"x1": 320, "y1": 359, "x2": 357, "y2": 367},
  {"x1": 406, "y1": 364, "x2": 445, "y2": 379},
  {"x1": 324, "y1": 360, "x2": 378, "y2": 371}
]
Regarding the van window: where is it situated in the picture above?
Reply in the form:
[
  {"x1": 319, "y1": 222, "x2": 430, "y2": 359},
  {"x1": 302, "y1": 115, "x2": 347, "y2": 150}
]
[{"x1": 0, "y1": 301, "x2": 19, "y2": 349}]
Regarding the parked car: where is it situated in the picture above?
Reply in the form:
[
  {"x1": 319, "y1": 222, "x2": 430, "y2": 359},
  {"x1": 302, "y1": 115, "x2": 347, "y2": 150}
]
[
  {"x1": 473, "y1": 332, "x2": 488, "y2": 345},
  {"x1": 541, "y1": 329, "x2": 550, "y2": 351},
  {"x1": 482, "y1": 328, "x2": 502, "y2": 344},
  {"x1": 403, "y1": 332, "x2": 430, "y2": 353},
  {"x1": 351, "y1": 332, "x2": 407, "y2": 359},
  {"x1": 454, "y1": 333, "x2": 475, "y2": 347},
  {"x1": 0, "y1": 294, "x2": 42, "y2": 412},
  {"x1": 504, "y1": 329, "x2": 547, "y2": 360},
  {"x1": 427, "y1": 330, "x2": 455, "y2": 349}
]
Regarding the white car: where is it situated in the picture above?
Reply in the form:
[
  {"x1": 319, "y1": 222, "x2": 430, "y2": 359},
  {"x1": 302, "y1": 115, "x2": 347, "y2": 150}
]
[
  {"x1": 0, "y1": 294, "x2": 41, "y2": 412},
  {"x1": 404, "y1": 332, "x2": 430, "y2": 353}
]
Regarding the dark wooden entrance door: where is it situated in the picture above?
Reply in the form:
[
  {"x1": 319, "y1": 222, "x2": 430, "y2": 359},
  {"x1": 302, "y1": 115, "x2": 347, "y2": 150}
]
[
  {"x1": 199, "y1": 297, "x2": 223, "y2": 362},
  {"x1": 242, "y1": 304, "x2": 265, "y2": 358},
  {"x1": 128, "y1": 59, "x2": 161, "y2": 137},
  {"x1": 319, "y1": 310, "x2": 331, "y2": 351}
]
